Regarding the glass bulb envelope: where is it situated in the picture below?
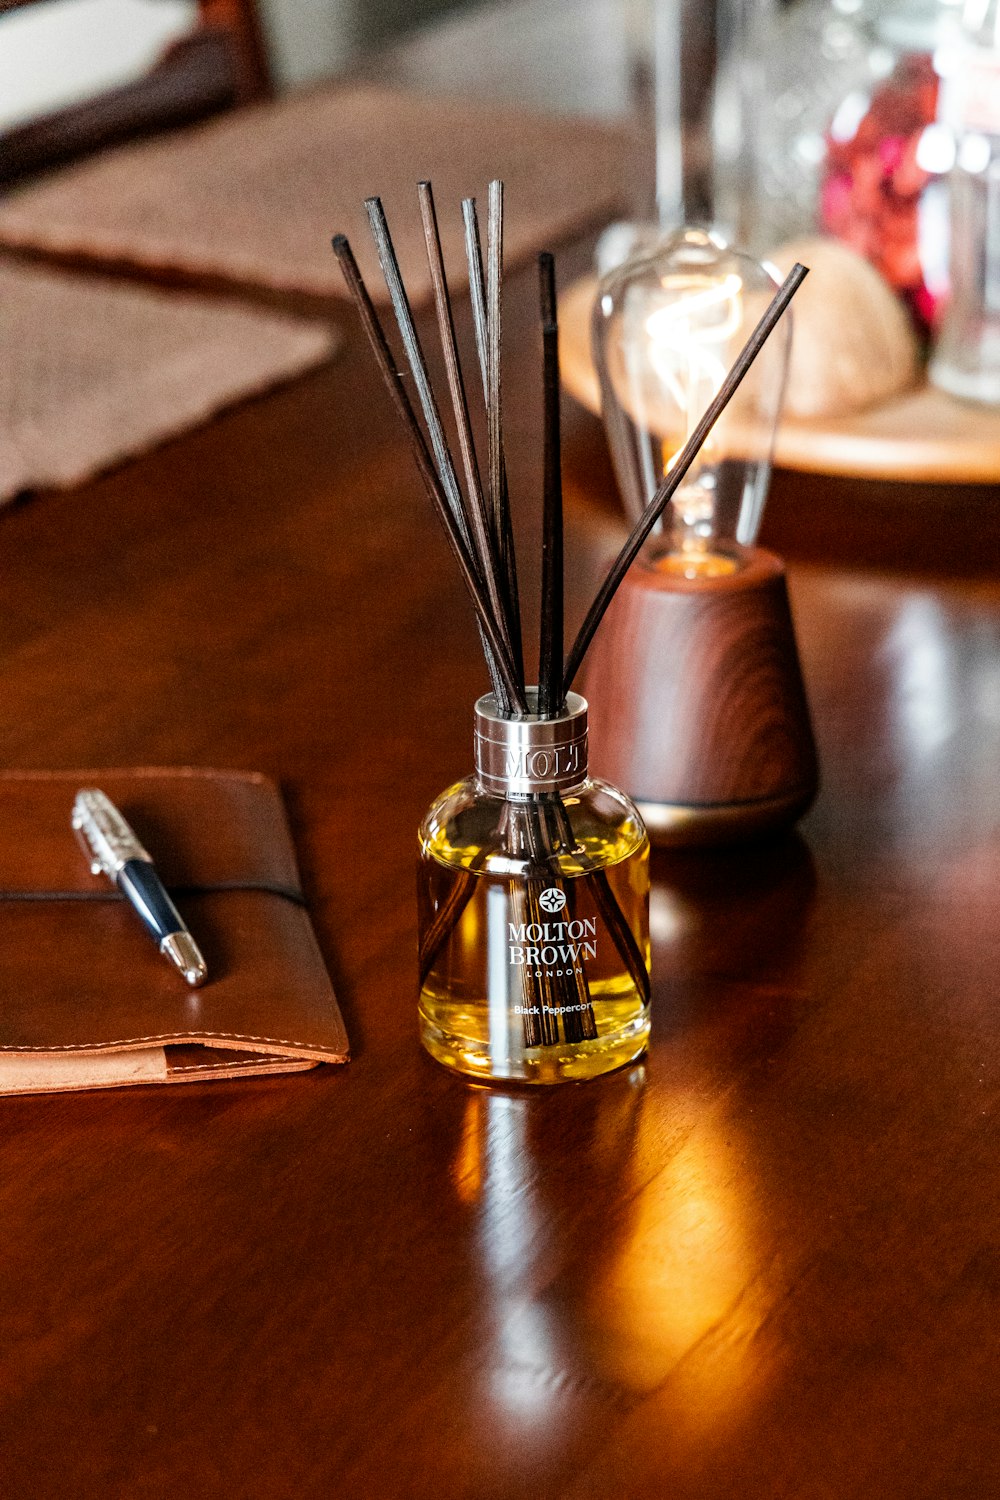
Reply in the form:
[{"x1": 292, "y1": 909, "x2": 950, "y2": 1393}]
[{"x1": 592, "y1": 228, "x2": 792, "y2": 578}]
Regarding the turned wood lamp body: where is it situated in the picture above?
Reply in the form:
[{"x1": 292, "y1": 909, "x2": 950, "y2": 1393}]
[
  {"x1": 588, "y1": 228, "x2": 818, "y2": 845},
  {"x1": 581, "y1": 545, "x2": 818, "y2": 846}
]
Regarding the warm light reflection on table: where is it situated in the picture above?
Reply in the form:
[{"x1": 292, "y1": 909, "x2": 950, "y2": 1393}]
[
  {"x1": 449, "y1": 1067, "x2": 767, "y2": 1440},
  {"x1": 585, "y1": 1107, "x2": 762, "y2": 1427},
  {"x1": 453, "y1": 1090, "x2": 562, "y2": 1433}
]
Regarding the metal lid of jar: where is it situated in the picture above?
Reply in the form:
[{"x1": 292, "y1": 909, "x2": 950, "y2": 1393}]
[{"x1": 474, "y1": 689, "x2": 589, "y2": 797}]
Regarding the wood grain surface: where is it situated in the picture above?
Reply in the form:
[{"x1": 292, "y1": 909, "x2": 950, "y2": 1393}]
[
  {"x1": 1, "y1": 226, "x2": 999, "y2": 1499},
  {"x1": 581, "y1": 546, "x2": 818, "y2": 819}
]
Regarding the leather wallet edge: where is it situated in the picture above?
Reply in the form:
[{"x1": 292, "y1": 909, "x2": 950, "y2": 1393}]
[
  {"x1": 0, "y1": 1033, "x2": 348, "y2": 1065},
  {"x1": 0, "y1": 1044, "x2": 321, "y2": 1097}
]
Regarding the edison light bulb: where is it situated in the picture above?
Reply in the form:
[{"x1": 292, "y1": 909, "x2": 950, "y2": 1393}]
[{"x1": 592, "y1": 228, "x2": 791, "y2": 578}]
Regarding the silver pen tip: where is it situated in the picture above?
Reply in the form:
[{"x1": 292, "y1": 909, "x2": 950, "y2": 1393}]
[{"x1": 160, "y1": 931, "x2": 208, "y2": 987}]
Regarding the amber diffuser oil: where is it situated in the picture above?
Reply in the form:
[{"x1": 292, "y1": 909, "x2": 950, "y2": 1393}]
[{"x1": 418, "y1": 691, "x2": 650, "y2": 1084}]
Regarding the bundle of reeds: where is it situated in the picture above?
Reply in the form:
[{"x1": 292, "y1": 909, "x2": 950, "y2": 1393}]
[{"x1": 332, "y1": 185, "x2": 805, "y2": 1046}]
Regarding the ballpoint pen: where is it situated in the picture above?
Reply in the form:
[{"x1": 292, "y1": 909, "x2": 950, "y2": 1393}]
[{"x1": 72, "y1": 788, "x2": 208, "y2": 987}]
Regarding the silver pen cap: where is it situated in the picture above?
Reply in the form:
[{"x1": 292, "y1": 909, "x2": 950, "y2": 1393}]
[{"x1": 71, "y1": 788, "x2": 150, "y2": 877}]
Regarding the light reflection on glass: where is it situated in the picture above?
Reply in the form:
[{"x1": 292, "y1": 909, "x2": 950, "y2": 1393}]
[
  {"x1": 593, "y1": 227, "x2": 790, "y2": 574},
  {"x1": 486, "y1": 885, "x2": 511, "y2": 1073}
]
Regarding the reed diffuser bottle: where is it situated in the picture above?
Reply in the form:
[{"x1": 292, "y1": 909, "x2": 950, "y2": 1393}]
[
  {"x1": 332, "y1": 177, "x2": 805, "y2": 1085},
  {"x1": 418, "y1": 691, "x2": 650, "y2": 1083}
]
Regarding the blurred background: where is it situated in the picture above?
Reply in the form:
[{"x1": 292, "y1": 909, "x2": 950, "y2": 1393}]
[
  {"x1": 0, "y1": 0, "x2": 708, "y2": 123},
  {"x1": 1, "y1": 0, "x2": 998, "y2": 435}
]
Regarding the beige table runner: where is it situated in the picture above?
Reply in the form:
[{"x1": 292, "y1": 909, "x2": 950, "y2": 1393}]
[
  {"x1": 0, "y1": 260, "x2": 337, "y2": 502},
  {"x1": 0, "y1": 84, "x2": 644, "y2": 305}
]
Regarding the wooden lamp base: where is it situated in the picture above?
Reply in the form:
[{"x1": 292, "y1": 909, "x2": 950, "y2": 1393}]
[{"x1": 580, "y1": 547, "x2": 819, "y2": 847}]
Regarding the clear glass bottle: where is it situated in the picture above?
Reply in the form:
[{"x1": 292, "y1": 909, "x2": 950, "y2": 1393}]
[
  {"x1": 591, "y1": 229, "x2": 790, "y2": 575},
  {"x1": 418, "y1": 691, "x2": 651, "y2": 1085},
  {"x1": 929, "y1": 0, "x2": 1000, "y2": 404},
  {"x1": 715, "y1": 0, "x2": 888, "y2": 251},
  {"x1": 722, "y1": 0, "x2": 951, "y2": 329}
]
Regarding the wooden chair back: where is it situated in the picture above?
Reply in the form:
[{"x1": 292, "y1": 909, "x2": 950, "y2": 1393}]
[{"x1": 0, "y1": 0, "x2": 271, "y2": 186}]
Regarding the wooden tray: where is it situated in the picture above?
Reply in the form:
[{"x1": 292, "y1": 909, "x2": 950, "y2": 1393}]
[{"x1": 559, "y1": 274, "x2": 1000, "y2": 485}]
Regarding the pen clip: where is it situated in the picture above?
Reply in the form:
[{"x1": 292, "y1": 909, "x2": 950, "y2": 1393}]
[{"x1": 72, "y1": 817, "x2": 106, "y2": 877}]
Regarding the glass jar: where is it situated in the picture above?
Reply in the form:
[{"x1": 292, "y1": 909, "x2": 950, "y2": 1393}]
[
  {"x1": 721, "y1": 0, "x2": 954, "y2": 330},
  {"x1": 715, "y1": 0, "x2": 887, "y2": 250},
  {"x1": 417, "y1": 691, "x2": 651, "y2": 1085},
  {"x1": 591, "y1": 228, "x2": 790, "y2": 573},
  {"x1": 819, "y1": 5, "x2": 946, "y2": 331},
  {"x1": 929, "y1": 0, "x2": 1000, "y2": 404}
]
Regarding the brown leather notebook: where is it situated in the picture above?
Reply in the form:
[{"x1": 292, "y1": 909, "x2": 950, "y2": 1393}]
[{"x1": 0, "y1": 768, "x2": 348, "y2": 1095}]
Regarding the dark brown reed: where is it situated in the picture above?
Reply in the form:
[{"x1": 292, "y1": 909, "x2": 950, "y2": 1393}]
[
  {"x1": 561, "y1": 262, "x2": 809, "y2": 694},
  {"x1": 485, "y1": 183, "x2": 525, "y2": 690},
  {"x1": 363, "y1": 199, "x2": 468, "y2": 558},
  {"x1": 486, "y1": 182, "x2": 505, "y2": 569},
  {"x1": 537, "y1": 251, "x2": 563, "y2": 719},
  {"x1": 463, "y1": 195, "x2": 525, "y2": 689},
  {"x1": 331, "y1": 233, "x2": 521, "y2": 710},
  {"x1": 461, "y1": 198, "x2": 489, "y2": 403},
  {"x1": 417, "y1": 181, "x2": 518, "y2": 700},
  {"x1": 362, "y1": 197, "x2": 527, "y2": 714}
]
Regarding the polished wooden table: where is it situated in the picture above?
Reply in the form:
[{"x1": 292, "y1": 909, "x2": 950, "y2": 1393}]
[{"x1": 2, "y1": 227, "x2": 999, "y2": 1497}]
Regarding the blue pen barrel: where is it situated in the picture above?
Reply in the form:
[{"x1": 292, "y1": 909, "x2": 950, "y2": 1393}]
[{"x1": 117, "y1": 858, "x2": 184, "y2": 943}]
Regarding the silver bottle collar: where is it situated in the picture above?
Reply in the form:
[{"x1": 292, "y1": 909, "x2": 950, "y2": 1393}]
[{"x1": 474, "y1": 690, "x2": 589, "y2": 797}]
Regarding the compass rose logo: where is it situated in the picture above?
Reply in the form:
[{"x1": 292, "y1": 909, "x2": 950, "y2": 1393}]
[{"x1": 539, "y1": 887, "x2": 567, "y2": 914}]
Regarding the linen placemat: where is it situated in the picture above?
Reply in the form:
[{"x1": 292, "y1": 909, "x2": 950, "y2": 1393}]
[
  {"x1": 0, "y1": 259, "x2": 337, "y2": 502},
  {"x1": 0, "y1": 84, "x2": 644, "y2": 305}
]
